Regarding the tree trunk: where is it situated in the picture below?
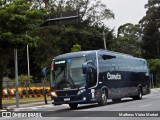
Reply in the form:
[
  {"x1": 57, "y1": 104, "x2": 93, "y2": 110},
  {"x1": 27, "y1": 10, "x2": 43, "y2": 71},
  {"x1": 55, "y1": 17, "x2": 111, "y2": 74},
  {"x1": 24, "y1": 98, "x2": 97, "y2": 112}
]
[{"x1": 0, "y1": 74, "x2": 3, "y2": 109}]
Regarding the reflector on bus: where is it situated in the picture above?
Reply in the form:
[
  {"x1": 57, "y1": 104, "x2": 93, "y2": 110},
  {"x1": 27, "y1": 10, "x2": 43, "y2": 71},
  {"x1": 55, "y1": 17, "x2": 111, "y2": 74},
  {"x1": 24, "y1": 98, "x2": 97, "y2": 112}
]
[{"x1": 51, "y1": 63, "x2": 54, "y2": 70}]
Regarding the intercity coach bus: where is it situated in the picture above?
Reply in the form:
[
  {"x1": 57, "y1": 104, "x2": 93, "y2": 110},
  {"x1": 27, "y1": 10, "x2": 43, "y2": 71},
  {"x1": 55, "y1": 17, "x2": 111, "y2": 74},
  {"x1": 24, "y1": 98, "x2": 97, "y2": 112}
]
[{"x1": 42, "y1": 50, "x2": 150, "y2": 109}]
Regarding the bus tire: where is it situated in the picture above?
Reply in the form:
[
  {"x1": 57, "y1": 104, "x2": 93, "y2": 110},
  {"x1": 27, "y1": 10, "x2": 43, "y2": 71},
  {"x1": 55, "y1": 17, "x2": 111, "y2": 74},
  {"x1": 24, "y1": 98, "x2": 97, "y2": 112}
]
[
  {"x1": 132, "y1": 87, "x2": 142, "y2": 100},
  {"x1": 69, "y1": 103, "x2": 78, "y2": 109},
  {"x1": 112, "y1": 98, "x2": 121, "y2": 103},
  {"x1": 98, "y1": 89, "x2": 107, "y2": 106}
]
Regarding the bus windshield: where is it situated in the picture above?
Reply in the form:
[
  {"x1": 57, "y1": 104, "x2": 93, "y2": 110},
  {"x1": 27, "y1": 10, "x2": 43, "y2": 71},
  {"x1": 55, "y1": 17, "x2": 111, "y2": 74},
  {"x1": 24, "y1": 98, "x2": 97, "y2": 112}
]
[{"x1": 51, "y1": 57, "x2": 86, "y2": 90}]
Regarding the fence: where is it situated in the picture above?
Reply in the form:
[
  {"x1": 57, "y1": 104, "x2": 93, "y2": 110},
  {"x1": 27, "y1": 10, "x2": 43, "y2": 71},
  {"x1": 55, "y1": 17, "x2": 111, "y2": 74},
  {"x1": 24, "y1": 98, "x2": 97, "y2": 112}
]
[{"x1": 2, "y1": 86, "x2": 50, "y2": 100}]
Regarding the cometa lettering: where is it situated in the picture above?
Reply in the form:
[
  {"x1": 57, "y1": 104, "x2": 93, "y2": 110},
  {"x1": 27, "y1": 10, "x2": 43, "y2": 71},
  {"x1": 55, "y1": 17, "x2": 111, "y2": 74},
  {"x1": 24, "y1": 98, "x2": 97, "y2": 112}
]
[{"x1": 107, "y1": 72, "x2": 121, "y2": 80}]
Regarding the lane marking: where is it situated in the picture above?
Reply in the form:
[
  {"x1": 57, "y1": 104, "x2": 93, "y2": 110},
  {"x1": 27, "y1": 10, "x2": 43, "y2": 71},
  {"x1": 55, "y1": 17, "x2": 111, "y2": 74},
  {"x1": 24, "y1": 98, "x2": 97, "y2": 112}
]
[
  {"x1": 140, "y1": 104, "x2": 152, "y2": 108},
  {"x1": 30, "y1": 107, "x2": 38, "y2": 110}
]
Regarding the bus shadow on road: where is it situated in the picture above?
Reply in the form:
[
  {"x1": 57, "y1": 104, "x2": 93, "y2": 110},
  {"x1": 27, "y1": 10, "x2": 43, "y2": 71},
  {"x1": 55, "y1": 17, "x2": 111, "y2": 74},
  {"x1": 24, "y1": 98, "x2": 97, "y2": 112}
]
[
  {"x1": 74, "y1": 99, "x2": 133, "y2": 110},
  {"x1": 55, "y1": 98, "x2": 147, "y2": 112},
  {"x1": 74, "y1": 97, "x2": 149, "y2": 110},
  {"x1": 44, "y1": 98, "x2": 150, "y2": 117}
]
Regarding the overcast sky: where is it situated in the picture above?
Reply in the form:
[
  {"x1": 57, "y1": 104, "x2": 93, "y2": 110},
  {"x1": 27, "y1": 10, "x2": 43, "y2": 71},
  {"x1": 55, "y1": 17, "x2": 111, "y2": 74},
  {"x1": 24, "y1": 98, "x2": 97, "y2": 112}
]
[{"x1": 101, "y1": 0, "x2": 148, "y2": 32}]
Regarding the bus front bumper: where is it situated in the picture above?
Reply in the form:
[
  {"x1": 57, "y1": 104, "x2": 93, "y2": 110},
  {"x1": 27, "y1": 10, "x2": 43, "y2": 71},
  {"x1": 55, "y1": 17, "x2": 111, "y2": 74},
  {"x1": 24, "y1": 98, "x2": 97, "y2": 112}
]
[{"x1": 51, "y1": 96, "x2": 89, "y2": 105}]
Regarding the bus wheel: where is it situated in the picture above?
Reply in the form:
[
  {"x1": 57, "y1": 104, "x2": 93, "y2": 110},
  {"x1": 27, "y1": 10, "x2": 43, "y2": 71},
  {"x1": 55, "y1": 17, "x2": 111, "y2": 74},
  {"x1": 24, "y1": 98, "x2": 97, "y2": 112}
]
[
  {"x1": 112, "y1": 98, "x2": 121, "y2": 103},
  {"x1": 69, "y1": 103, "x2": 78, "y2": 109},
  {"x1": 98, "y1": 90, "x2": 107, "y2": 106},
  {"x1": 133, "y1": 88, "x2": 142, "y2": 100}
]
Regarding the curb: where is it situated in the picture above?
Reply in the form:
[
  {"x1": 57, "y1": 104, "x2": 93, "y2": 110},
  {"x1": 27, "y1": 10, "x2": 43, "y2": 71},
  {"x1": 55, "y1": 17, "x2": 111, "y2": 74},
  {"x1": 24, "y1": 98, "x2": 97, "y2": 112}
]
[
  {"x1": 151, "y1": 88, "x2": 160, "y2": 92},
  {"x1": 3, "y1": 101, "x2": 51, "y2": 110},
  {"x1": 3, "y1": 100, "x2": 45, "y2": 106}
]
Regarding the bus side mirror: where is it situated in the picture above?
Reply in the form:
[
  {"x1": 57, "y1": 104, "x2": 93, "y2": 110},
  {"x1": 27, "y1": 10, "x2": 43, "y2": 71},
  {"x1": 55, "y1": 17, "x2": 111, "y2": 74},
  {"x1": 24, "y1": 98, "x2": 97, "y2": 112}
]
[
  {"x1": 82, "y1": 62, "x2": 88, "y2": 74},
  {"x1": 41, "y1": 67, "x2": 46, "y2": 78},
  {"x1": 82, "y1": 61, "x2": 92, "y2": 74}
]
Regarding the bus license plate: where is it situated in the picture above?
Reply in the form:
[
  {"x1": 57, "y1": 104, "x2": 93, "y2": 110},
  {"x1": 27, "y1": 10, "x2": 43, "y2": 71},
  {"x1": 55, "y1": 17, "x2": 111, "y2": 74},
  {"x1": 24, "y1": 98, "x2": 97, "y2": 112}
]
[{"x1": 64, "y1": 98, "x2": 70, "y2": 101}]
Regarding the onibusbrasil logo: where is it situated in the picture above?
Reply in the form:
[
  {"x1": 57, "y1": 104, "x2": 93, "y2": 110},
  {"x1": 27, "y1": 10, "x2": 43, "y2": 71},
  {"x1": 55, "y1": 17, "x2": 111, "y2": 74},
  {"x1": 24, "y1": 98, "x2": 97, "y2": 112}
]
[{"x1": 1, "y1": 112, "x2": 42, "y2": 118}]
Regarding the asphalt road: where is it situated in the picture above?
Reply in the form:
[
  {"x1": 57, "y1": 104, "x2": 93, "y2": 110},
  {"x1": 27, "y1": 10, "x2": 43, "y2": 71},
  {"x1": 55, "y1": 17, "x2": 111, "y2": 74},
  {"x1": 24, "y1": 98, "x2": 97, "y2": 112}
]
[{"x1": 1, "y1": 88, "x2": 160, "y2": 120}]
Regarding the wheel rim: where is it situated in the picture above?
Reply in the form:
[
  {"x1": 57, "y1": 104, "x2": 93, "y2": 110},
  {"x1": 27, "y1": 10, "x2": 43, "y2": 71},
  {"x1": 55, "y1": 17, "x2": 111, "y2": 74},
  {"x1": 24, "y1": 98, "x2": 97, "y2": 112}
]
[
  {"x1": 102, "y1": 91, "x2": 107, "y2": 104},
  {"x1": 139, "y1": 90, "x2": 142, "y2": 98}
]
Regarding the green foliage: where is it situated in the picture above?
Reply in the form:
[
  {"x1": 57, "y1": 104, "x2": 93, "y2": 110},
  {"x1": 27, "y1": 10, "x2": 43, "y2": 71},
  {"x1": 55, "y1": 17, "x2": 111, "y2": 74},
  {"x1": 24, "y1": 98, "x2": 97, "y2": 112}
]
[
  {"x1": 0, "y1": 0, "x2": 45, "y2": 108},
  {"x1": 71, "y1": 44, "x2": 81, "y2": 52},
  {"x1": 148, "y1": 59, "x2": 160, "y2": 75},
  {"x1": 30, "y1": 26, "x2": 62, "y2": 69},
  {"x1": 148, "y1": 59, "x2": 160, "y2": 87},
  {"x1": 0, "y1": 0, "x2": 45, "y2": 48},
  {"x1": 139, "y1": 0, "x2": 160, "y2": 59},
  {"x1": 30, "y1": 25, "x2": 108, "y2": 68},
  {"x1": 80, "y1": 0, "x2": 114, "y2": 26},
  {"x1": 19, "y1": 74, "x2": 33, "y2": 81},
  {"x1": 0, "y1": 0, "x2": 45, "y2": 78},
  {"x1": 29, "y1": 0, "x2": 114, "y2": 26},
  {"x1": 110, "y1": 23, "x2": 142, "y2": 57},
  {"x1": 28, "y1": 25, "x2": 113, "y2": 82},
  {"x1": 0, "y1": 0, "x2": 115, "y2": 108},
  {"x1": 18, "y1": 74, "x2": 33, "y2": 87}
]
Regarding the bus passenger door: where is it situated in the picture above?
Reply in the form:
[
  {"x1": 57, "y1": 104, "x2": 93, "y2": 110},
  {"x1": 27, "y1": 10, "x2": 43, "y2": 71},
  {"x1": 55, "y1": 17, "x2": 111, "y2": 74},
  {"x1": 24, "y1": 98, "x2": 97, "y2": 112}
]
[
  {"x1": 82, "y1": 61, "x2": 97, "y2": 88},
  {"x1": 88, "y1": 64, "x2": 97, "y2": 88}
]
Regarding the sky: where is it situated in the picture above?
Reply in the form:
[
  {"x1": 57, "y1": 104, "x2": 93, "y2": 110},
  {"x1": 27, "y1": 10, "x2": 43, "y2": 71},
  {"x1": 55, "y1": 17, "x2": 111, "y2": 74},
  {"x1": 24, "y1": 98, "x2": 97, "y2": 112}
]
[{"x1": 101, "y1": 0, "x2": 148, "y2": 32}]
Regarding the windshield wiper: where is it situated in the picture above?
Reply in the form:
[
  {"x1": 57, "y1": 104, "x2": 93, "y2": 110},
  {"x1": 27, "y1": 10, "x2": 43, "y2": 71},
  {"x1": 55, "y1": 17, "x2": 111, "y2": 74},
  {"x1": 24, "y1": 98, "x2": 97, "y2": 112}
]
[{"x1": 67, "y1": 74, "x2": 77, "y2": 88}]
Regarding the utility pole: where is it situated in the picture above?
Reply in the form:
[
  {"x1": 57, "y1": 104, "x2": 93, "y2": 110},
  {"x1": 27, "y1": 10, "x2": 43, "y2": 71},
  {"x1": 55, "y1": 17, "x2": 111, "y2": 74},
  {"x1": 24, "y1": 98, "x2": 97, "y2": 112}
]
[
  {"x1": 103, "y1": 31, "x2": 107, "y2": 50},
  {"x1": 43, "y1": 77, "x2": 47, "y2": 104},
  {"x1": 157, "y1": 27, "x2": 160, "y2": 58},
  {"x1": 156, "y1": 19, "x2": 160, "y2": 58},
  {"x1": 27, "y1": 45, "x2": 30, "y2": 77},
  {"x1": 14, "y1": 48, "x2": 19, "y2": 108}
]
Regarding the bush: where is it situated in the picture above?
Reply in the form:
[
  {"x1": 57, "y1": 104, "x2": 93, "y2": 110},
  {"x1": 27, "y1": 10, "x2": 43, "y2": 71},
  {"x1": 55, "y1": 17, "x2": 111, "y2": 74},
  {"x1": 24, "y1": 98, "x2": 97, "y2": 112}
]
[{"x1": 148, "y1": 59, "x2": 160, "y2": 87}]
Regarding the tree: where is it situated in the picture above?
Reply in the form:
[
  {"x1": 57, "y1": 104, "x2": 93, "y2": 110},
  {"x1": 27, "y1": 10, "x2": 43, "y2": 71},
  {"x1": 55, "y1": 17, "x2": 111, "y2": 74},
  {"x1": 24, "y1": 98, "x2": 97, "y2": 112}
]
[
  {"x1": 28, "y1": 24, "x2": 114, "y2": 83},
  {"x1": 139, "y1": 0, "x2": 160, "y2": 59},
  {"x1": 0, "y1": 0, "x2": 115, "y2": 109},
  {"x1": 30, "y1": 25, "x2": 109, "y2": 67},
  {"x1": 0, "y1": 0, "x2": 115, "y2": 84},
  {"x1": 30, "y1": 26, "x2": 62, "y2": 79},
  {"x1": 110, "y1": 23, "x2": 142, "y2": 57},
  {"x1": 148, "y1": 59, "x2": 160, "y2": 87},
  {"x1": 29, "y1": 0, "x2": 114, "y2": 26},
  {"x1": 0, "y1": 0, "x2": 44, "y2": 109},
  {"x1": 71, "y1": 43, "x2": 81, "y2": 52}
]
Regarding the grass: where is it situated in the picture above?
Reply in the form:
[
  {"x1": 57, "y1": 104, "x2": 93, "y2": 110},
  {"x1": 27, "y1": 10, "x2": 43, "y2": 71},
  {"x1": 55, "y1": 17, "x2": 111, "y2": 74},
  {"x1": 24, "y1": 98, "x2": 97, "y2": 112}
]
[{"x1": 2, "y1": 96, "x2": 51, "y2": 104}]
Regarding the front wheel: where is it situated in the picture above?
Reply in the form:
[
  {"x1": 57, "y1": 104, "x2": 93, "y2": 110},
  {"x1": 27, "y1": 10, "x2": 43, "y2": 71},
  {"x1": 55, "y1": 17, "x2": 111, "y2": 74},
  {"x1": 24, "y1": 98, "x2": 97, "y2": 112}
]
[
  {"x1": 69, "y1": 103, "x2": 78, "y2": 109},
  {"x1": 98, "y1": 90, "x2": 107, "y2": 106}
]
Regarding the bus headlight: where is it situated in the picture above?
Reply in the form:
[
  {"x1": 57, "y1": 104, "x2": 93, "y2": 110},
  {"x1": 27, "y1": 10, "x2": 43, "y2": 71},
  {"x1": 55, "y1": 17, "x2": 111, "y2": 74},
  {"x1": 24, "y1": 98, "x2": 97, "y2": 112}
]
[
  {"x1": 51, "y1": 91, "x2": 57, "y2": 97},
  {"x1": 77, "y1": 89, "x2": 86, "y2": 95},
  {"x1": 83, "y1": 97, "x2": 86, "y2": 100}
]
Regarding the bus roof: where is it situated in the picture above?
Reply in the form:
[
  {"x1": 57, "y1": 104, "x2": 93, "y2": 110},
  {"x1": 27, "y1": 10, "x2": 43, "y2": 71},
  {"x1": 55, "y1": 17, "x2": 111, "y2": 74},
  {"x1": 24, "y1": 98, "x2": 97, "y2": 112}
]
[
  {"x1": 54, "y1": 50, "x2": 97, "y2": 60},
  {"x1": 54, "y1": 50, "x2": 145, "y2": 61}
]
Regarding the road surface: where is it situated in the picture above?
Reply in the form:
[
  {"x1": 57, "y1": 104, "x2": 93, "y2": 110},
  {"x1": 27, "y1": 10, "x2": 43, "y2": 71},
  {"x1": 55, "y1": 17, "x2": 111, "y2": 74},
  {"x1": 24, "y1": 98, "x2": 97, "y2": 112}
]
[{"x1": 0, "y1": 88, "x2": 160, "y2": 120}]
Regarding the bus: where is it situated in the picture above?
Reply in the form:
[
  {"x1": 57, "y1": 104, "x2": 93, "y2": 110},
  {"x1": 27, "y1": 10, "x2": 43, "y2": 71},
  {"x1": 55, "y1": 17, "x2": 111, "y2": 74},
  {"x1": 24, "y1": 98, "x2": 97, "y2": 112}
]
[{"x1": 42, "y1": 50, "x2": 150, "y2": 109}]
